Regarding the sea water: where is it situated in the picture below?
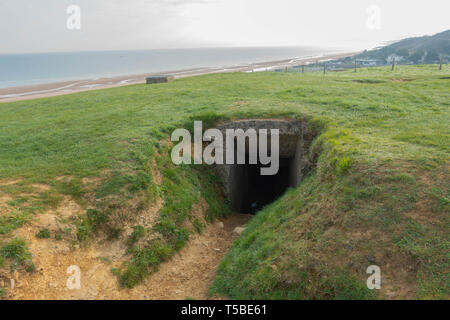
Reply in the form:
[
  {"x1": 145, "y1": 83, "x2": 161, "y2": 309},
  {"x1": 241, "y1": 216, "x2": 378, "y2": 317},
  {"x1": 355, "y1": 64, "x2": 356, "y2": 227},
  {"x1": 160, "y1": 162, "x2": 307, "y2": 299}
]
[{"x1": 0, "y1": 46, "x2": 335, "y2": 88}]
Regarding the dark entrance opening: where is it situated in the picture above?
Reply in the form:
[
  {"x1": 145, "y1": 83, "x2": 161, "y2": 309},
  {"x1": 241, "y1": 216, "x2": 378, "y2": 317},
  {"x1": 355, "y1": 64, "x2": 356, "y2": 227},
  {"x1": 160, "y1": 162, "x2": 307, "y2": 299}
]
[
  {"x1": 213, "y1": 119, "x2": 316, "y2": 215},
  {"x1": 233, "y1": 158, "x2": 293, "y2": 214}
]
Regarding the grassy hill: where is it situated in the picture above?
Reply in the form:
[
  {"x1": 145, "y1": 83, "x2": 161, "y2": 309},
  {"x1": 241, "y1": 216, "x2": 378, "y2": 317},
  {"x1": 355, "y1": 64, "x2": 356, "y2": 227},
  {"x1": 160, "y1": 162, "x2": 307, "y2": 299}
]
[
  {"x1": 353, "y1": 30, "x2": 450, "y2": 64},
  {"x1": 0, "y1": 65, "x2": 449, "y2": 299}
]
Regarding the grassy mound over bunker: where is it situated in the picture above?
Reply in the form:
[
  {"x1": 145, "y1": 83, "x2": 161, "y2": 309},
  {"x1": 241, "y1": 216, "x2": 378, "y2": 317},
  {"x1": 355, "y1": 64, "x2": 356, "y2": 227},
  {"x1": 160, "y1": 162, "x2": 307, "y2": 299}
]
[{"x1": 0, "y1": 65, "x2": 448, "y2": 299}]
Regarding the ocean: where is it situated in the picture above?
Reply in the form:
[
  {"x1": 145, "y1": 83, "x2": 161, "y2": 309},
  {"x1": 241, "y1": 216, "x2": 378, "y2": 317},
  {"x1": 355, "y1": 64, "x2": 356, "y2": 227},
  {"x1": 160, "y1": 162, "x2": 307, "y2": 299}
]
[{"x1": 0, "y1": 47, "x2": 335, "y2": 89}]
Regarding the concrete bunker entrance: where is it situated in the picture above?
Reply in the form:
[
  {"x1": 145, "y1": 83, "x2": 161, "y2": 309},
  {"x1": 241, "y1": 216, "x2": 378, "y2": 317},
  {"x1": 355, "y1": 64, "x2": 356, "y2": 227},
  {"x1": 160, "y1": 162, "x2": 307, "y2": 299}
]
[
  {"x1": 214, "y1": 119, "x2": 315, "y2": 214},
  {"x1": 230, "y1": 157, "x2": 293, "y2": 213}
]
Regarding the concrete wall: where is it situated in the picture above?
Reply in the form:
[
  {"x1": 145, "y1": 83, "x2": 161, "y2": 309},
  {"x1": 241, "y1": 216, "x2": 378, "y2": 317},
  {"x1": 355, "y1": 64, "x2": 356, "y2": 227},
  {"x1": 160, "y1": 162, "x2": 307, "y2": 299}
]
[
  {"x1": 146, "y1": 75, "x2": 174, "y2": 84},
  {"x1": 211, "y1": 119, "x2": 316, "y2": 211}
]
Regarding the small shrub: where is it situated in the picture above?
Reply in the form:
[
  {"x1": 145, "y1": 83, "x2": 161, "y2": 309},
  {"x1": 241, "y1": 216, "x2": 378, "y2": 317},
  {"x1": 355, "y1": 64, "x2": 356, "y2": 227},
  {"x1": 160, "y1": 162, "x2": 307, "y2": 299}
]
[
  {"x1": 127, "y1": 226, "x2": 146, "y2": 246},
  {"x1": 107, "y1": 227, "x2": 123, "y2": 240},
  {"x1": 335, "y1": 157, "x2": 353, "y2": 175},
  {"x1": 153, "y1": 217, "x2": 177, "y2": 237},
  {"x1": 0, "y1": 211, "x2": 30, "y2": 235},
  {"x1": 172, "y1": 227, "x2": 189, "y2": 251},
  {"x1": 0, "y1": 238, "x2": 33, "y2": 271},
  {"x1": 36, "y1": 228, "x2": 51, "y2": 239},
  {"x1": 118, "y1": 240, "x2": 173, "y2": 288},
  {"x1": 76, "y1": 223, "x2": 91, "y2": 242},
  {"x1": 193, "y1": 219, "x2": 204, "y2": 233},
  {"x1": 87, "y1": 209, "x2": 108, "y2": 231},
  {"x1": 24, "y1": 260, "x2": 36, "y2": 273}
]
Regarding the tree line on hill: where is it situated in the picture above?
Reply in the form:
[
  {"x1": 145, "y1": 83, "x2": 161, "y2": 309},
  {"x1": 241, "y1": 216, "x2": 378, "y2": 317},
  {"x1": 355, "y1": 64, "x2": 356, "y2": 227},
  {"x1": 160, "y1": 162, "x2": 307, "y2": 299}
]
[{"x1": 336, "y1": 29, "x2": 450, "y2": 67}]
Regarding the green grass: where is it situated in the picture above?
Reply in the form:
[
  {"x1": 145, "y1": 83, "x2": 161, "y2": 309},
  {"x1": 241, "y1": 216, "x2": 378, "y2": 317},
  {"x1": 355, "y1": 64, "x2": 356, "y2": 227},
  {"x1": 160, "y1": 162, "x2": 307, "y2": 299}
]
[
  {"x1": 0, "y1": 65, "x2": 449, "y2": 298},
  {"x1": 36, "y1": 228, "x2": 51, "y2": 239},
  {"x1": 114, "y1": 239, "x2": 173, "y2": 288},
  {"x1": 0, "y1": 210, "x2": 31, "y2": 235},
  {"x1": 126, "y1": 225, "x2": 146, "y2": 247},
  {"x1": 0, "y1": 238, "x2": 35, "y2": 272}
]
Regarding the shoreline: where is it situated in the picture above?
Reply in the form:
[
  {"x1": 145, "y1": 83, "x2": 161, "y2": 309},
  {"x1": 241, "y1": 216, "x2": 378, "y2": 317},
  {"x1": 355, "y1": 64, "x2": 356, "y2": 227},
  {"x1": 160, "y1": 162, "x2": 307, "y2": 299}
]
[{"x1": 0, "y1": 51, "x2": 358, "y2": 103}]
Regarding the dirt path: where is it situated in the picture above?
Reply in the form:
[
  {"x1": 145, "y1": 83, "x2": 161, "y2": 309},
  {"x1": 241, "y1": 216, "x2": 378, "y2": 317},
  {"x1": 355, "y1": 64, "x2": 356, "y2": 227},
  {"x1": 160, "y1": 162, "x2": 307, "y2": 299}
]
[
  {"x1": 5, "y1": 213, "x2": 251, "y2": 300},
  {"x1": 126, "y1": 214, "x2": 251, "y2": 300}
]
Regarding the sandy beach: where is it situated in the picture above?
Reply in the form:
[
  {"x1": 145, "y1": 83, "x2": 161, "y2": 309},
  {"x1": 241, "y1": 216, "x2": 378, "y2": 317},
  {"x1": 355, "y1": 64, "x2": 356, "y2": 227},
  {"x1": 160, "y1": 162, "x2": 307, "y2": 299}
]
[{"x1": 0, "y1": 52, "x2": 357, "y2": 103}]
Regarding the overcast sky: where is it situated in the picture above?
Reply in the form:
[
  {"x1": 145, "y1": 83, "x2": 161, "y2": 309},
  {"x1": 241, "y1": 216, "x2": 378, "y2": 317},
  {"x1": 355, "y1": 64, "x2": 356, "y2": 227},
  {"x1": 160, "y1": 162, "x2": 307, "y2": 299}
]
[{"x1": 1, "y1": 0, "x2": 449, "y2": 54}]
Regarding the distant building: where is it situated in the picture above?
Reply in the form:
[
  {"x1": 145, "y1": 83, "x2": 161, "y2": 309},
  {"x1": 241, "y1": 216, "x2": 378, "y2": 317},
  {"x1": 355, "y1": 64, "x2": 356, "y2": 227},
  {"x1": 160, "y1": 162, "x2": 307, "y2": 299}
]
[
  {"x1": 387, "y1": 54, "x2": 403, "y2": 63},
  {"x1": 358, "y1": 59, "x2": 378, "y2": 66}
]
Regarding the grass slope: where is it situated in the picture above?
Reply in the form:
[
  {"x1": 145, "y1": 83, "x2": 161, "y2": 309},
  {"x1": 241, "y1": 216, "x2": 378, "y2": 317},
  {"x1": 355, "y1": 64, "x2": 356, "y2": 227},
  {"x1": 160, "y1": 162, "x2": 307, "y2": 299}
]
[{"x1": 0, "y1": 65, "x2": 449, "y2": 298}]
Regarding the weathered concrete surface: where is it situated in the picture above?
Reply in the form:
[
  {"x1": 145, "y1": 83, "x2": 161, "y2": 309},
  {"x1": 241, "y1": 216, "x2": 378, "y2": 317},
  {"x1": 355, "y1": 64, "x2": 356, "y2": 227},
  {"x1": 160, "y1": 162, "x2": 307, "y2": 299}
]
[
  {"x1": 145, "y1": 75, "x2": 174, "y2": 84},
  {"x1": 216, "y1": 119, "x2": 300, "y2": 157},
  {"x1": 212, "y1": 119, "x2": 316, "y2": 212}
]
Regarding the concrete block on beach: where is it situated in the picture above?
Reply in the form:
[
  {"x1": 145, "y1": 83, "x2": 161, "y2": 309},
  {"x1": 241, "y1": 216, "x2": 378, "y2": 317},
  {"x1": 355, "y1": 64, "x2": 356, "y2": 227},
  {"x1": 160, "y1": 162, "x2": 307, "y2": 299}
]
[{"x1": 146, "y1": 75, "x2": 174, "y2": 84}]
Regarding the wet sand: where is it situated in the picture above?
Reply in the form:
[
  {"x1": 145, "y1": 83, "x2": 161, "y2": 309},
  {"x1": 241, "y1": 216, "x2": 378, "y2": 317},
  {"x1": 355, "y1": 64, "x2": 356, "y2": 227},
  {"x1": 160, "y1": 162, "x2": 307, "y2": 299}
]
[{"x1": 0, "y1": 52, "x2": 358, "y2": 103}]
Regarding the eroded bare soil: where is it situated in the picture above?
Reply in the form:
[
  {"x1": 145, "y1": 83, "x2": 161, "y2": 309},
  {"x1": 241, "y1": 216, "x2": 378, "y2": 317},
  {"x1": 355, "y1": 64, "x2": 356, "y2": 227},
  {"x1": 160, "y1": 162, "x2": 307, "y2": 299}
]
[{"x1": 3, "y1": 201, "x2": 250, "y2": 299}]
